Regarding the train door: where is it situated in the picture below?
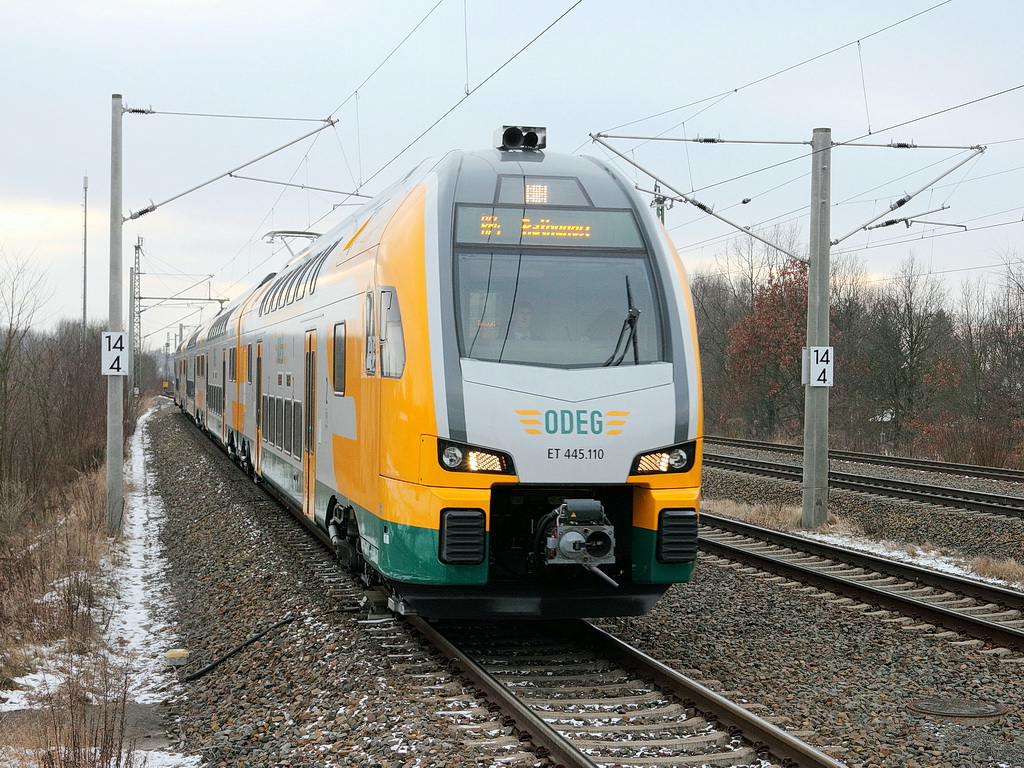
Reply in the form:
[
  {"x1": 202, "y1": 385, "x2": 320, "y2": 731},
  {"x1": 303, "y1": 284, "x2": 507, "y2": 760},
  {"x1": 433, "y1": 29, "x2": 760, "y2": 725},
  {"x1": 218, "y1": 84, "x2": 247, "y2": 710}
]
[
  {"x1": 221, "y1": 350, "x2": 227, "y2": 442},
  {"x1": 302, "y1": 330, "x2": 316, "y2": 521},
  {"x1": 200, "y1": 353, "x2": 208, "y2": 424},
  {"x1": 255, "y1": 342, "x2": 263, "y2": 474}
]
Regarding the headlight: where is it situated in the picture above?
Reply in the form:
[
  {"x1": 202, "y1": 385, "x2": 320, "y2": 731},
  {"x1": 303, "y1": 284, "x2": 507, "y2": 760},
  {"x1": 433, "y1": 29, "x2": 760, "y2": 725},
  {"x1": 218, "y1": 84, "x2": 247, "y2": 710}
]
[
  {"x1": 630, "y1": 442, "x2": 697, "y2": 475},
  {"x1": 441, "y1": 445, "x2": 464, "y2": 468},
  {"x1": 437, "y1": 439, "x2": 516, "y2": 475}
]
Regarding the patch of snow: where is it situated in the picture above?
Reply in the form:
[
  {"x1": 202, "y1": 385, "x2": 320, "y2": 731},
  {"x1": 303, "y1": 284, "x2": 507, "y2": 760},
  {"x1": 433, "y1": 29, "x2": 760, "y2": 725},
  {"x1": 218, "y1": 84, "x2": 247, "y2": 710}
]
[
  {"x1": 0, "y1": 404, "x2": 197, "y2": 766},
  {"x1": 801, "y1": 530, "x2": 1020, "y2": 588}
]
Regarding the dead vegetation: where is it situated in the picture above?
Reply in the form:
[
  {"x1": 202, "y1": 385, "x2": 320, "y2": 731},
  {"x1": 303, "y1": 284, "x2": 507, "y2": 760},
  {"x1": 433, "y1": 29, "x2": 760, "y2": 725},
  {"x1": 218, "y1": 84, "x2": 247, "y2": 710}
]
[
  {"x1": 0, "y1": 468, "x2": 141, "y2": 768},
  {"x1": 1, "y1": 258, "x2": 156, "y2": 765},
  {"x1": 0, "y1": 652, "x2": 139, "y2": 768},
  {"x1": 702, "y1": 497, "x2": 860, "y2": 535}
]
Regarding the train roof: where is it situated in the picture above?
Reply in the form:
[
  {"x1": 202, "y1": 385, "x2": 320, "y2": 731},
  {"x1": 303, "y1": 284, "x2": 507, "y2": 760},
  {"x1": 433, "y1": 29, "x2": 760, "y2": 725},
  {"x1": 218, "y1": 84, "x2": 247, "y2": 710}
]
[{"x1": 175, "y1": 146, "x2": 638, "y2": 353}]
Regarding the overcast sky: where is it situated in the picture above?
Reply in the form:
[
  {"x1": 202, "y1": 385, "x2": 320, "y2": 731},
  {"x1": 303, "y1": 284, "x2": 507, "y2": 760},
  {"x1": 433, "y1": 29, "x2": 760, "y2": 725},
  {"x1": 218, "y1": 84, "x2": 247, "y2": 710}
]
[{"x1": 2, "y1": 0, "x2": 1022, "y2": 350}]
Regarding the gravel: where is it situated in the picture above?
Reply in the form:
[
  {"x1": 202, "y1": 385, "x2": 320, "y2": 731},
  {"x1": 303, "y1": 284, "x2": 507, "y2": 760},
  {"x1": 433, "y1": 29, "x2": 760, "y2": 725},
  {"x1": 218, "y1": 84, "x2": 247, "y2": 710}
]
[
  {"x1": 147, "y1": 408, "x2": 1024, "y2": 767},
  {"x1": 147, "y1": 407, "x2": 530, "y2": 767}
]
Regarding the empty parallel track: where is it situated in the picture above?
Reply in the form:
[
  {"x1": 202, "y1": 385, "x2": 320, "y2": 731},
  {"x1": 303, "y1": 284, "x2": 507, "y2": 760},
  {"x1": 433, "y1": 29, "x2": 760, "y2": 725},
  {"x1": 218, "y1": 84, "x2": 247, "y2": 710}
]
[
  {"x1": 703, "y1": 453, "x2": 1024, "y2": 520},
  {"x1": 706, "y1": 436, "x2": 1024, "y2": 484},
  {"x1": 699, "y1": 513, "x2": 1024, "y2": 652}
]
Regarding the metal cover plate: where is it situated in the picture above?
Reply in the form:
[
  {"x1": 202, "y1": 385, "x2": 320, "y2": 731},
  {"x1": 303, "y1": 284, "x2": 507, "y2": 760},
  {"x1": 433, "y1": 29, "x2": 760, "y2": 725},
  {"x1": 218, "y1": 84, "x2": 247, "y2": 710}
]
[{"x1": 907, "y1": 699, "x2": 1009, "y2": 719}]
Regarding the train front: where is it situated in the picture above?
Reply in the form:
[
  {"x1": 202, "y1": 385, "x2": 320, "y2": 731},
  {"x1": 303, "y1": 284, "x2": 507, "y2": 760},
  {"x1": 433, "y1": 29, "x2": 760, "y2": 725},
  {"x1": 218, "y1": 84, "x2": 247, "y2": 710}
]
[{"x1": 394, "y1": 137, "x2": 702, "y2": 618}]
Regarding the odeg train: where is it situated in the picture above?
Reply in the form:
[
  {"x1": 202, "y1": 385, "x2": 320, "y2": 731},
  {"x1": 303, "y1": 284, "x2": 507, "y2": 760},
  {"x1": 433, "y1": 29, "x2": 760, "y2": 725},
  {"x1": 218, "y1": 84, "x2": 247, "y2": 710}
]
[{"x1": 174, "y1": 127, "x2": 703, "y2": 619}]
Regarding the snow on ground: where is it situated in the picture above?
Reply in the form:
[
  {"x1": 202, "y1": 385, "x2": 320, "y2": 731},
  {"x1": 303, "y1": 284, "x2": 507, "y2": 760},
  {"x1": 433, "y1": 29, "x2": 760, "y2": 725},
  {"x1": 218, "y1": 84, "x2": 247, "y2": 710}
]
[
  {"x1": 107, "y1": 404, "x2": 184, "y2": 705},
  {"x1": 801, "y1": 530, "x2": 1022, "y2": 589},
  {"x1": 0, "y1": 403, "x2": 199, "y2": 766}
]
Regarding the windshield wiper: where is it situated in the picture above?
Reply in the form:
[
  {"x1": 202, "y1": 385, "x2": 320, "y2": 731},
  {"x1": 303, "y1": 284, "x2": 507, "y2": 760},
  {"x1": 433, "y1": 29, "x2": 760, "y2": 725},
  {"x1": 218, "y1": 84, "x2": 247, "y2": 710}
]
[{"x1": 603, "y1": 277, "x2": 640, "y2": 367}]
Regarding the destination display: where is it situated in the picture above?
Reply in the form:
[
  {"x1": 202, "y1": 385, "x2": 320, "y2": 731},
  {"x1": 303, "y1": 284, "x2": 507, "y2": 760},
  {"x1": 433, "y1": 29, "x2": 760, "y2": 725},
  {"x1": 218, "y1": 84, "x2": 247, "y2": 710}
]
[{"x1": 455, "y1": 206, "x2": 644, "y2": 248}]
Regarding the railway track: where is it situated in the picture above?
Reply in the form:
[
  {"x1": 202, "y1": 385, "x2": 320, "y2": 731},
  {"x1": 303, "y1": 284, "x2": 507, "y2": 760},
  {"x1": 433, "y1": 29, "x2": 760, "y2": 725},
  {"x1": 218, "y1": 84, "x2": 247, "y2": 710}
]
[
  {"x1": 703, "y1": 453, "x2": 1024, "y2": 520},
  {"x1": 706, "y1": 435, "x2": 1024, "y2": 484},
  {"x1": 411, "y1": 616, "x2": 847, "y2": 768},
  {"x1": 699, "y1": 513, "x2": 1024, "y2": 653}
]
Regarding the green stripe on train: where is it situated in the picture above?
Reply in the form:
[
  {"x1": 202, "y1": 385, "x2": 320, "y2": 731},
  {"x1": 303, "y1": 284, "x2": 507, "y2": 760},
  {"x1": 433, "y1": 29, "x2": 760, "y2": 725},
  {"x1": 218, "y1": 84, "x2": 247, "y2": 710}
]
[
  {"x1": 356, "y1": 510, "x2": 488, "y2": 585},
  {"x1": 631, "y1": 527, "x2": 697, "y2": 583}
]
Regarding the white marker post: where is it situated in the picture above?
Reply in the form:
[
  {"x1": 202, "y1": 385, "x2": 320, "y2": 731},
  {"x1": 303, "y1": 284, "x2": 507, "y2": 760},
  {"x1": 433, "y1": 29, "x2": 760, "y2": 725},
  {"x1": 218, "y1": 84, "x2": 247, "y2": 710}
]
[
  {"x1": 808, "y1": 346, "x2": 834, "y2": 387},
  {"x1": 102, "y1": 332, "x2": 128, "y2": 377}
]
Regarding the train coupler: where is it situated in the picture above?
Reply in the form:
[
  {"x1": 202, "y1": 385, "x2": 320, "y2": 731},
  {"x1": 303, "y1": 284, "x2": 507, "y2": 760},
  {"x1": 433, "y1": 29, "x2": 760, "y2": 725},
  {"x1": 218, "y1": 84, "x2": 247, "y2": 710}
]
[{"x1": 544, "y1": 499, "x2": 619, "y2": 587}]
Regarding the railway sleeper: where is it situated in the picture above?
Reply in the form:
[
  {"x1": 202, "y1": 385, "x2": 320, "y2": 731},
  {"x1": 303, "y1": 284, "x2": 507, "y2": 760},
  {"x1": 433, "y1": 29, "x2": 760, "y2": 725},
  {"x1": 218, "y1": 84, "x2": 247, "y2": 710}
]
[
  {"x1": 969, "y1": 608, "x2": 1021, "y2": 620},
  {"x1": 956, "y1": 602, "x2": 1006, "y2": 615},
  {"x1": 525, "y1": 691, "x2": 666, "y2": 709},
  {"x1": 572, "y1": 731, "x2": 732, "y2": 752},
  {"x1": 516, "y1": 688, "x2": 651, "y2": 700},
  {"x1": 585, "y1": 744, "x2": 760, "y2": 767},
  {"x1": 497, "y1": 672, "x2": 637, "y2": 686},
  {"x1": 553, "y1": 715, "x2": 709, "y2": 736},
  {"x1": 539, "y1": 701, "x2": 690, "y2": 722}
]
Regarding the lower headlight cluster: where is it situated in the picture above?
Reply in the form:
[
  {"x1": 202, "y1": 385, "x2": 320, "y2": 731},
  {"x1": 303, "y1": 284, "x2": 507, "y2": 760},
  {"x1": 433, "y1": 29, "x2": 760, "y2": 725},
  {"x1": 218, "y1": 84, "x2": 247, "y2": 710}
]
[
  {"x1": 438, "y1": 439, "x2": 515, "y2": 474},
  {"x1": 630, "y1": 442, "x2": 697, "y2": 475}
]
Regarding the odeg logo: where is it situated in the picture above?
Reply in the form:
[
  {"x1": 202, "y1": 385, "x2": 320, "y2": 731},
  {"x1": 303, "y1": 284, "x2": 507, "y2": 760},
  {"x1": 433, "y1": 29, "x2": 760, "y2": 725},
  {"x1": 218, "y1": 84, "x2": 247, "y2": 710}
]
[{"x1": 517, "y1": 409, "x2": 629, "y2": 436}]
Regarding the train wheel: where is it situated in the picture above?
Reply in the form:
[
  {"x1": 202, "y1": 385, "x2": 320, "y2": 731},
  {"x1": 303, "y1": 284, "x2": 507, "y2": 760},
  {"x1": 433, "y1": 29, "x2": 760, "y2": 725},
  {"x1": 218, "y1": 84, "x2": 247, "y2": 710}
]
[{"x1": 328, "y1": 502, "x2": 363, "y2": 574}]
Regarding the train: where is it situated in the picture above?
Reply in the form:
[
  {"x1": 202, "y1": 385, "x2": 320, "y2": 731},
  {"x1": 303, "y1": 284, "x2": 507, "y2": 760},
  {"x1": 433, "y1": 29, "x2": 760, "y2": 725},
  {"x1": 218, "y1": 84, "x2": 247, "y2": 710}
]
[{"x1": 173, "y1": 126, "x2": 703, "y2": 619}]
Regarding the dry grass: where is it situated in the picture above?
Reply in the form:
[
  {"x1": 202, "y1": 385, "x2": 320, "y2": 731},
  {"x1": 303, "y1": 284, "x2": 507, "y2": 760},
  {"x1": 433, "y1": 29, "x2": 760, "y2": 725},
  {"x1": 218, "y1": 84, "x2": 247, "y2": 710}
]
[
  {"x1": 0, "y1": 472, "x2": 109, "y2": 672},
  {"x1": 967, "y1": 555, "x2": 1024, "y2": 587},
  {"x1": 0, "y1": 654, "x2": 138, "y2": 768},
  {"x1": 0, "y1": 467, "x2": 135, "y2": 767},
  {"x1": 702, "y1": 497, "x2": 861, "y2": 535}
]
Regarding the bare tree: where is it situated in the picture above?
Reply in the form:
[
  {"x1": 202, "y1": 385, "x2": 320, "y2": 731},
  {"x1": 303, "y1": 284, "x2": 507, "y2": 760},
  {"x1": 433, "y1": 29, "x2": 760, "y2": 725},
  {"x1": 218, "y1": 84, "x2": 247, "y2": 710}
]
[
  {"x1": 827, "y1": 253, "x2": 880, "y2": 449},
  {"x1": 864, "y1": 254, "x2": 949, "y2": 452},
  {"x1": 0, "y1": 253, "x2": 51, "y2": 492},
  {"x1": 692, "y1": 224, "x2": 804, "y2": 434}
]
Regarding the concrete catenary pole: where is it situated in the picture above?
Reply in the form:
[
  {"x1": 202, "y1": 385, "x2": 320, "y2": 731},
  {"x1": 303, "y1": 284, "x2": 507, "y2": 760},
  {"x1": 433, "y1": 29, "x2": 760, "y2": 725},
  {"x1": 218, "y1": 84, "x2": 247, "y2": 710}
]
[
  {"x1": 106, "y1": 94, "x2": 124, "y2": 535},
  {"x1": 801, "y1": 127, "x2": 832, "y2": 528},
  {"x1": 82, "y1": 175, "x2": 88, "y2": 336}
]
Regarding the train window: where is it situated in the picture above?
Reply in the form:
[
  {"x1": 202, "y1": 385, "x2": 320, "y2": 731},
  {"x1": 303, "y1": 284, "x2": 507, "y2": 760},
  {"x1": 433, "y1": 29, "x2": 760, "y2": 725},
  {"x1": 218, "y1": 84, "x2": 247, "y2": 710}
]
[
  {"x1": 333, "y1": 322, "x2": 346, "y2": 394},
  {"x1": 283, "y1": 398, "x2": 293, "y2": 455},
  {"x1": 261, "y1": 394, "x2": 269, "y2": 437},
  {"x1": 274, "y1": 274, "x2": 289, "y2": 311},
  {"x1": 308, "y1": 242, "x2": 337, "y2": 295},
  {"x1": 229, "y1": 348, "x2": 237, "y2": 382},
  {"x1": 283, "y1": 271, "x2": 298, "y2": 306},
  {"x1": 496, "y1": 176, "x2": 590, "y2": 206},
  {"x1": 246, "y1": 344, "x2": 252, "y2": 383},
  {"x1": 364, "y1": 290, "x2": 377, "y2": 376},
  {"x1": 276, "y1": 398, "x2": 285, "y2": 447},
  {"x1": 268, "y1": 396, "x2": 277, "y2": 446},
  {"x1": 455, "y1": 205, "x2": 643, "y2": 249},
  {"x1": 455, "y1": 250, "x2": 664, "y2": 368},
  {"x1": 293, "y1": 260, "x2": 313, "y2": 302},
  {"x1": 293, "y1": 402, "x2": 302, "y2": 456},
  {"x1": 379, "y1": 288, "x2": 405, "y2": 379}
]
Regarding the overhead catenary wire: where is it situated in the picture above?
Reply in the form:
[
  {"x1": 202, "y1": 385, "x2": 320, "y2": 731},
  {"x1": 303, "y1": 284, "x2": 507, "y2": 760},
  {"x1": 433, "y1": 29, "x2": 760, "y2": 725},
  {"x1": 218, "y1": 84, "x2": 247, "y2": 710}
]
[
  {"x1": 228, "y1": 173, "x2": 372, "y2": 198},
  {"x1": 144, "y1": 110, "x2": 327, "y2": 122},
  {"x1": 124, "y1": 119, "x2": 338, "y2": 221},
  {"x1": 197, "y1": 0, "x2": 558, "y2": 321},
  {"x1": 600, "y1": 1, "x2": 953, "y2": 134},
  {"x1": 356, "y1": 0, "x2": 584, "y2": 191}
]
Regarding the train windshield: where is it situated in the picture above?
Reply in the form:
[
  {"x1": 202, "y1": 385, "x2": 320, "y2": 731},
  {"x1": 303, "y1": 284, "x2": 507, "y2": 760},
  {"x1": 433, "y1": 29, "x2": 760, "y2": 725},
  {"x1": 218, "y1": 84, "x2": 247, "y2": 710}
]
[{"x1": 454, "y1": 248, "x2": 664, "y2": 368}]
